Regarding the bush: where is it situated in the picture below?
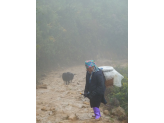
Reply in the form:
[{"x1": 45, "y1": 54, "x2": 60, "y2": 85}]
[{"x1": 107, "y1": 66, "x2": 128, "y2": 114}]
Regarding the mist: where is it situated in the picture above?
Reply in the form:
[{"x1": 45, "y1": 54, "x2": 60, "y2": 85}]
[
  {"x1": 36, "y1": 0, "x2": 128, "y2": 73},
  {"x1": 36, "y1": 1, "x2": 128, "y2": 121}
]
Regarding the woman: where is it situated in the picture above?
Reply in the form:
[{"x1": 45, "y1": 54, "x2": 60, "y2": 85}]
[{"x1": 84, "y1": 60, "x2": 107, "y2": 120}]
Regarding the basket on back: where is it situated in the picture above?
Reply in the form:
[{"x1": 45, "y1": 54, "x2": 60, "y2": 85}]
[{"x1": 98, "y1": 66, "x2": 124, "y2": 88}]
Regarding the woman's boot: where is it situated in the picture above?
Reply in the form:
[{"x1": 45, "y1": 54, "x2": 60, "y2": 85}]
[{"x1": 93, "y1": 107, "x2": 101, "y2": 120}]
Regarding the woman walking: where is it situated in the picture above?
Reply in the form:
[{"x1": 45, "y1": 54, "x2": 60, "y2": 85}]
[{"x1": 84, "y1": 60, "x2": 107, "y2": 120}]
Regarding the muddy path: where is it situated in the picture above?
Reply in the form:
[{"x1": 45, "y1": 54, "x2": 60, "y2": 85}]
[{"x1": 36, "y1": 59, "x2": 128, "y2": 123}]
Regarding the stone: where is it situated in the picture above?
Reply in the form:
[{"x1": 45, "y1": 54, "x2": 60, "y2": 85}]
[
  {"x1": 50, "y1": 107, "x2": 56, "y2": 111},
  {"x1": 83, "y1": 101, "x2": 89, "y2": 105},
  {"x1": 41, "y1": 107, "x2": 48, "y2": 111},
  {"x1": 36, "y1": 84, "x2": 47, "y2": 89},
  {"x1": 111, "y1": 106, "x2": 126, "y2": 116},
  {"x1": 103, "y1": 110, "x2": 109, "y2": 115},
  {"x1": 62, "y1": 114, "x2": 68, "y2": 120},
  {"x1": 68, "y1": 114, "x2": 78, "y2": 121},
  {"x1": 81, "y1": 105, "x2": 87, "y2": 108},
  {"x1": 47, "y1": 121, "x2": 52, "y2": 123},
  {"x1": 121, "y1": 120, "x2": 128, "y2": 123}
]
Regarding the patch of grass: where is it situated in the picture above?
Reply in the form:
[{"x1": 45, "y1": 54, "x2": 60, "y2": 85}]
[{"x1": 110, "y1": 117, "x2": 114, "y2": 122}]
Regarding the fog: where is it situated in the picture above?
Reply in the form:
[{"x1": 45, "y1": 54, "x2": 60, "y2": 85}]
[{"x1": 36, "y1": 0, "x2": 128, "y2": 74}]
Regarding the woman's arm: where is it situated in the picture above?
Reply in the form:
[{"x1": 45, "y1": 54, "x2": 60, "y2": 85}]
[{"x1": 84, "y1": 73, "x2": 89, "y2": 94}]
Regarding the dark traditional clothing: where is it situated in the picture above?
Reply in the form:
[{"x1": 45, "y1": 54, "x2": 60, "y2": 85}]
[
  {"x1": 84, "y1": 69, "x2": 107, "y2": 108},
  {"x1": 84, "y1": 60, "x2": 107, "y2": 120}
]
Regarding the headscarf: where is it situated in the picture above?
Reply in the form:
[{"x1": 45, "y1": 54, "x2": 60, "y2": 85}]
[
  {"x1": 85, "y1": 60, "x2": 99, "y2": 73},
  {"x1": 85, "y1": 60, "x2": 99, "y2": 84}
]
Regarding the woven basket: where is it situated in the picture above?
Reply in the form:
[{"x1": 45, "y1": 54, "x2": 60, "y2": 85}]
[
  {"x1": 105, "y1": 78, "x2": 114, "y2": 88},
  {"x1": 102, "y1": 71, "x2": 114, "y2": 88}
]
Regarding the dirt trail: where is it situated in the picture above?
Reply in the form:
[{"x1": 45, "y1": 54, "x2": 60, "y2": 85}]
[{"x1": 36, "y1": 60, "x2": 127, "y2": 123}]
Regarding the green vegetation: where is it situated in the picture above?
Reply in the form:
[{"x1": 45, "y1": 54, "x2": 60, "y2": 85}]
[
  {"x1": 107, "y1": 66, "x2": 128, "y2": 114},
  {"x1": 36, "y1": 0, "x2": 128, "y2": 76}
]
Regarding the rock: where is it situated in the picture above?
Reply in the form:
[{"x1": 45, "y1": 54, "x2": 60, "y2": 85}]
[
  {"x1": 47, "y1": 121, "x2": 52, "y2": 123},
  {"x1": 70, "y1": 91, "x2": 76, "y2": 94},
  {"x1": 49, "y1": 112, "x2": 52, "y2": 115},
  {"x1": 41, "y1": 107, "x2": 48, "y2": 111},
  {"x1": 103, "y1": 110, "x2": 109, "y2": 115},
  {"x1": 121, "y1": 120, "x2": 128, "y2": 123},
  {"x1": 36, "y1": 84, "x2": 47, "y2": 89},
  {"x1": 36, "y1": 117, "x2": 40, "y2": 121},
  {"x1": 36, "y1": 101, "x2": 41, "y2": 105},
  {"x1": 118, "y1": 115, "x2": 127, "y2": 121},
  {"x1": 43, "y1": 85, "x2": 48, "y2": 89},
  {"x1": 100, "y1": 108, "x2": 103, "y2": 112},
  {"x1": 49, "y1": 107, "x2": 56, "y2": 115},
  {"x1": 50, "y1": 107, "x2": 56, "y2": 111},
  {"x1": 103, "y1": 117, "x2": 110, "y2": 122},
  {"x1": 111, "y1": 106, "x2": 126, "y2": 120},
  {"x1": 111, "y1": 98, "x2": 120, "y2": 106},
  {"x1": 68, "y1": 114, "x2": 78, "y2": 121},
  {"x1": 110, "y1": 119, "x2": 120, "y2": 123},
  {"x1": 69, "y1": 103, "x2": 83, "y2": 108},
  {"x1": 59, "y1": 120, "x2": 70, "y2": 123},
  {"x1": 81, "y1": 105, "x2": 87, "y2": 108},
  {"x1": 62, "y1": 114, "x2": 68, "y2": 120},
  {"x1": 36, "y1": 112, "x2": 39, "y2": 116},
  {"x1": 83, "y1": 101, "x2": 89, "y2": 105}
]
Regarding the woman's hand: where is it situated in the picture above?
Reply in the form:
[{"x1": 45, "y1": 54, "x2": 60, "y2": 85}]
[
  {"x1": 88, "y1": 91, "x2": 96, "y2": 99},
  {"x1": 84, "y1": 93, "x2": 89, "y2": 97}
]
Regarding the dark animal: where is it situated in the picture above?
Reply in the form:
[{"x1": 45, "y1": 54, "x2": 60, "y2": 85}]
[
  {"x1": 62, "y1": 73, "x2": 68, "y2": 84},
  {"x1": 62, "y1": 72, "x2": 75, "y2": 85}
]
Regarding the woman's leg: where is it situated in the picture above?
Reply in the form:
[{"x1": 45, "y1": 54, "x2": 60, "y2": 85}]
[
  {"x1": 92, "y1": 108, "x2": 95, "y2": 117},
  {"x1": 93, "y1": 107, "x2": 101, "y2": 120}
]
